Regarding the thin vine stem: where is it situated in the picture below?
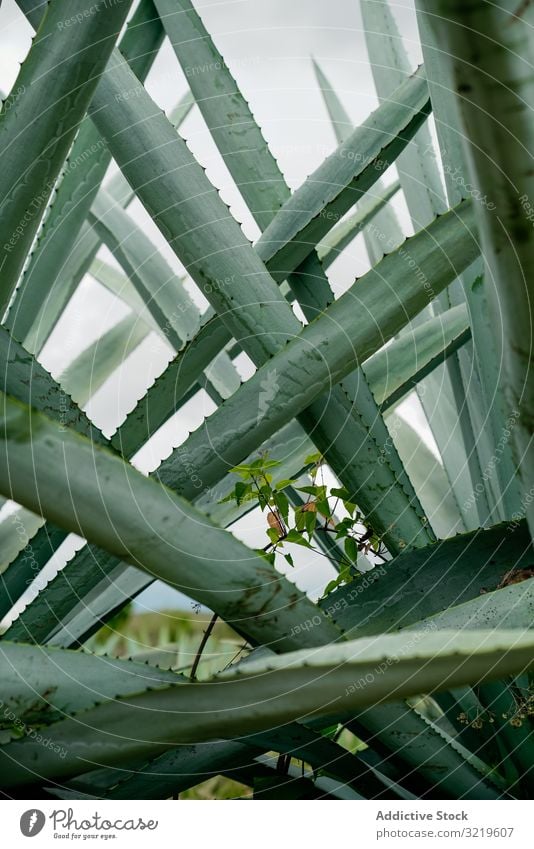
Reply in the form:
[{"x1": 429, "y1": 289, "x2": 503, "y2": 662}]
[{"x1": 190, "y1": 612, "x2": 218, "y2": 681}]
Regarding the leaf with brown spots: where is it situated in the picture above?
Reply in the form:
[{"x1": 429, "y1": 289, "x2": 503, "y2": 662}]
[{"x1": 267, "y1": 511, "x2": 285, "y2": 538}]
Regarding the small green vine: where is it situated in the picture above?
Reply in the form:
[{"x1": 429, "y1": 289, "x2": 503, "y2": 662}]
[{"x1": 220, "y1": 451, "x2": 386, "y2": 596}]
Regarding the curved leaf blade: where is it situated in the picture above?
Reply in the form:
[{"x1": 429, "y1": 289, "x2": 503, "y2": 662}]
[{"x1": 0, "y1": 0, "x2": 133, "y2": 310}]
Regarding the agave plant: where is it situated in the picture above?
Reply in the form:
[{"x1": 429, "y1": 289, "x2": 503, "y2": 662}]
[{"x1": 0, "y1": 0, "x2": 532, "y2": 801}]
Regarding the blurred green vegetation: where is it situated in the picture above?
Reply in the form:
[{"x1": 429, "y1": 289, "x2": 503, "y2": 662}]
[{"x1": 87, "y1": 606, "x2": 248, "y2": 678}]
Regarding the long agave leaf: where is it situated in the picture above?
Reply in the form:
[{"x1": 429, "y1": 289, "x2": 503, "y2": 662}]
[
  {"x1": 0, "y1": 326, "x2": 106, "y2": 445},
  {"x1": 22, "y1": 220, "x2": 100, "y2": 355},
  {"x1": 111, "y1": 753, "x2": 348, "y2": 801},
  {"x1": 316, "y1": 181, "x2": 400, "y2": 269},
  {"x1": 52, "y1": 684, "x2": 377, "y2": 801},
  {"x1": 7, "y1": 0, "x2": 166, "y2": 344},
  {"x1": 0, "y1": 390, "x2": 340, "y2": 650},
  {"x1": 313, "y1": 57, "x2": 484, "y2": 537},
  {"x1": 0, "y1": 0, "x2": 134, "y2": 312},
  {"x1": 3, "y1": 315, "x2": 236, "y2": 635},
  {"x1": 8, "y1": 428, "x2": 357, "y2": 646},
  {"x1": 56, "y1": 721, "x2": 401, "y2": 800},
  {"x1": 111, "y1": 310, "x2": 230, "y2": 457},
  {"x1": 88, "y1": 258, "x2": 169, "y2": 338},
  {"x1": 364, "y1": 304, "x2": 471, "y2": 410},
  {"x1": 89, "y1": 189, "x2": 200, "y2": 346},
  {"x1": 203, "y1": 351, "x2": 241, "y2": 401},
  {"x1": 433, "y1": 686, "x2": 503, "y2": 768},
  {"x1": 53, "y1": 748, "x2": 263, "y2": 800},
  {"x1": 155, "y1": 202, "x2": 478, "y2": 518},
  {"x1": 6, "y1": 544, "x2": 151, "y2": 646},
  {"x1": 361, "y1": 0, "x2": 493, "y2": 533},
  {"x1": 46, "y1": 741, "x2": 262, "y2": 800},
  {"x1": 320, "y1": 519, "x2": 533, "y2": 638},
  {"x1": 0, "y1": 642, "x2": 181, "y2": 733},
  {"x1": 361, "y1": 0, "x2": 446, "y2": 221},
  {"x1": 286, "y1": 251, "x2": 432, "y2": 546},
  {"x1": 5, "y1": 451, "x2": 381, "y2": 657},
  {"x1": 0, "y1": 506, "x2": 44, "y2": 578},
  {"x1": 384, "y1": 411, "x2": 464, "y2": 538},
  {"x1": 21, "y1": 83, "x2": 195, "y2": 356},
  {"x1": 312, "y1": 58, "x2": 404, "y2": 265},
  {"x1": 420, "y1": 1, "x2": 534, "y2": 540},
  {"x1": 415, "y1": 1, "x2": 523, "y2": 523},
  {"x1": 5, "y1": 421, "x2": 311, "y2": 646},
  {"x1": 0, "y1": 525, "x2": 70, "y2": 625},
  {"x1": 103, "y1": 87, "x2": 195, "y2": 210},
  {"x1": 154, "y1": 0, "x2": 288, "y2": 230},
  {"x1": 1, "y1": 629, "x2": 532, "y2": 787},
  {"x1": 476, "y1": 679, "x2": 534, "y2": 795},
  {"x1": 412, "y1": 7, "x2": 506, "y2": 486},
  {"x1": 14, "y1": 0, "x2": 46, "y2": 28},
  {"x1": 158, "y1": 0, "x2": 429, "y2": 277}
]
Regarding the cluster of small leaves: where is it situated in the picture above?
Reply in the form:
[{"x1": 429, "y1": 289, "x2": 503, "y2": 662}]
[{"x1": 220, "y1": 452, "x2": 385, "y2": 595}]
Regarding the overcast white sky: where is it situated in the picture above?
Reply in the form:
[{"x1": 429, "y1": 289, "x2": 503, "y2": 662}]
[{"x1": 0, "y1": 0, "x2": 442, "y2": 618}]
